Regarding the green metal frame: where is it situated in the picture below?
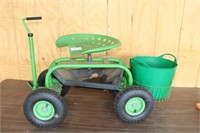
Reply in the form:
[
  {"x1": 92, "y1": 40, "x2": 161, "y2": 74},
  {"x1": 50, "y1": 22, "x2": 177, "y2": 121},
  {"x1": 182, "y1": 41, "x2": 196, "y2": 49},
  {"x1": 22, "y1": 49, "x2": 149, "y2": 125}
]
[
  {"x1": 45, "y1": 57, "x2": 133, "y2": 91},
  {"x1": 22, "y1": 18, "x2": 38, "y2": 90},
  {"x1": 22, "y1": 17, "x2": 133, "y2": 92}
]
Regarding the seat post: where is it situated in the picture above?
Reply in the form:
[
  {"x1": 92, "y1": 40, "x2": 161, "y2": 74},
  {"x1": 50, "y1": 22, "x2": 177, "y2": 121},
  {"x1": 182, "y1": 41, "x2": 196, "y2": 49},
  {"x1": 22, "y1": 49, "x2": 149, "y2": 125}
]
[{"x1": 87, "y1": 54, "x2": 92, "y2": 62}]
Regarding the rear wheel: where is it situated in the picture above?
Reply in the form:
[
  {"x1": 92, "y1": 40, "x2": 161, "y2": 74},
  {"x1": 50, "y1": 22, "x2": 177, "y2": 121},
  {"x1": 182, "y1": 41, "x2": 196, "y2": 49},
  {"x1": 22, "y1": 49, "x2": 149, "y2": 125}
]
[
  {"x1": 38, "y1": 69, "x2": 69, "y2": 96},
  {"x1": 23, "y1": 89, "x2": 66, "y2": 128},
  {"x1": 110, "y1": 90, "x2": 119, "y2": 97},
  {"x1": 114, "y1": 86, "x2": 154, "y2": 123}
]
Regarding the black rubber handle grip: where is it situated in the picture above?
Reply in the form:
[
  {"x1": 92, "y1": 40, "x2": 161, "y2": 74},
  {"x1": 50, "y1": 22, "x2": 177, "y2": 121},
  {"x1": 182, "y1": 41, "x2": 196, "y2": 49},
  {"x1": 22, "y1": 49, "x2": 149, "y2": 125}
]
[{"x1": 26, "y1": 17, "x2": 42, "y2": 20}]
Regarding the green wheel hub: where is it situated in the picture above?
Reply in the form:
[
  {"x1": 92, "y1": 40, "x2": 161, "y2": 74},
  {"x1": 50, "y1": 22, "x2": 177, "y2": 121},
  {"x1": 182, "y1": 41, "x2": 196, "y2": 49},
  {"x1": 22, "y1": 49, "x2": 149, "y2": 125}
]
[
  {"x1": 33, "y1": 101, "x2": 55, "y2": 121},
  {"x1": 125, "y1": 97, "x2": 145, "y2": 116}
]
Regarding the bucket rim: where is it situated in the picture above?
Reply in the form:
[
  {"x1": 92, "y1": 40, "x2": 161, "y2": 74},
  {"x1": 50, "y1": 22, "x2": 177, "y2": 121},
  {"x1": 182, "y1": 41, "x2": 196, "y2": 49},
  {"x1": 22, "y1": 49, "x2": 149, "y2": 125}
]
[
  {"x1": 130, "y1": 56, "x2": 178, "y2": 69},
  {"x1": 130, "y1": 53, "x2": 177, "y2": 65},
  {"x1": 130, "y1": 60, "x2": 177, "y2": 70}
]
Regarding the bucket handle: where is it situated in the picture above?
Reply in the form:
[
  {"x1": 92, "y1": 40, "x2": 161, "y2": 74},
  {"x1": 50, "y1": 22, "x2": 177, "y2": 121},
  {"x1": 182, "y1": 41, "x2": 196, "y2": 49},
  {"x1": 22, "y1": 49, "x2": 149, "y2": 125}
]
[
  {"x1": 132, "y1": 58, "x2": 150, "y2": 67},
  {"x1": 158, "y1": 53, "x2": 177, "y2": 63}
]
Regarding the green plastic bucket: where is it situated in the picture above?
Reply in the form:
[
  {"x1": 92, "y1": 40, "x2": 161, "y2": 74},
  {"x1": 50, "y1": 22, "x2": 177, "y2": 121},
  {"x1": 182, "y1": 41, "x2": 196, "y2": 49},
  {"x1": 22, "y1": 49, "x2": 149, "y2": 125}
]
[{"x1": 130, "y1": 53, "x2": 177, "y2": 101}]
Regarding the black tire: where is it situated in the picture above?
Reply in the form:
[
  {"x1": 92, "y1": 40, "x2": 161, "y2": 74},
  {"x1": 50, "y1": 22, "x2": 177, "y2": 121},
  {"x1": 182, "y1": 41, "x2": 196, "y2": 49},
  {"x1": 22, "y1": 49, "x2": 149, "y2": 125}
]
[
  {"x1": 23, "y1": 89, "x2": 66, "y2": 128},
  {"x1": 38, "y1": 69, "x2": 70, "y2": 96},
  {"x1": 114, "y1": 86, "x2": 154, "y2": 123},
  {"x1": 37, "y1": 69, "x2": 48, "y2": 86},
  {"x1": 110, "y1": 90, "x2": 119, "y2": 97}
]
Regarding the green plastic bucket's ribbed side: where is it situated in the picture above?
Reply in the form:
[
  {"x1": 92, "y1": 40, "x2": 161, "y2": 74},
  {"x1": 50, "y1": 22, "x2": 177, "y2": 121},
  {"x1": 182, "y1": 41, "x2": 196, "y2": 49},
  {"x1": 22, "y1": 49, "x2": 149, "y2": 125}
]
[{"x1": 130, "y1": 54, "x2": 177, "y2": 100}]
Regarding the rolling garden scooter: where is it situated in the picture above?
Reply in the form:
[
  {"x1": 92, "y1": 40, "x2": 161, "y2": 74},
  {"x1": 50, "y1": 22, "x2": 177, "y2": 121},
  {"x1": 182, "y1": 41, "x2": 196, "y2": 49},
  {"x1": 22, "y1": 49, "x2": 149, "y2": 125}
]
[{"x1": 22, "y1": 17, "x2": 154, "y2": 128}]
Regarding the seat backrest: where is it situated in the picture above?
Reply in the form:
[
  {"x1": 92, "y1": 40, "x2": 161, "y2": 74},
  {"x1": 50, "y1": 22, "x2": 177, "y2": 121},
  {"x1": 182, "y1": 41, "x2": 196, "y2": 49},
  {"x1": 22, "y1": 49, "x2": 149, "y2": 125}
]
[{"x1": 56, "y1": 34, "x2": 121, "y2": 57}]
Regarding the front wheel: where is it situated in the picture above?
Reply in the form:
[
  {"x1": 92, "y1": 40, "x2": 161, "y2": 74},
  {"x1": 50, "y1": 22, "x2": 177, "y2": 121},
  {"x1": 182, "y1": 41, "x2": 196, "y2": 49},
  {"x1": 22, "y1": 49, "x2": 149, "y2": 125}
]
[
  {"x1": 114, "y1": 86, "x2": 154, "y2": 123},
  {"x1": 23, "y1": 89, "x2": 66, "y2": 128}
]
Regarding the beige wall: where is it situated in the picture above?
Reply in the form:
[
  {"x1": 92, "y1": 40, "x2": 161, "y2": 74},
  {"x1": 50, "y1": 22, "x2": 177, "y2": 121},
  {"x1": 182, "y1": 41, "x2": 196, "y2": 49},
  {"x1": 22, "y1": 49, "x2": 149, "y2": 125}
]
[{"x1": 0, "y1": 0, "x2": 200, "y2": 87}]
